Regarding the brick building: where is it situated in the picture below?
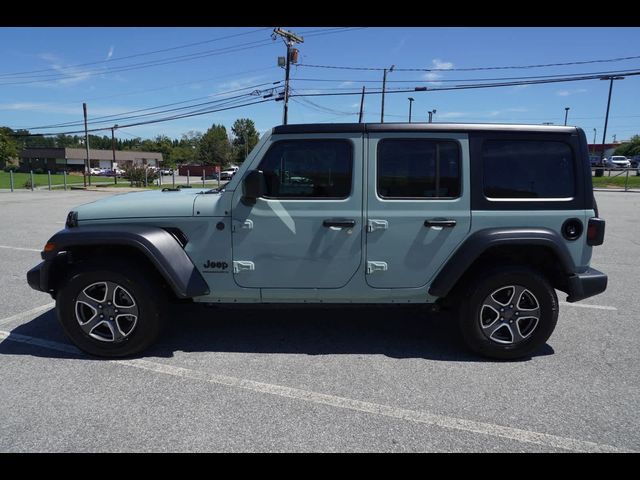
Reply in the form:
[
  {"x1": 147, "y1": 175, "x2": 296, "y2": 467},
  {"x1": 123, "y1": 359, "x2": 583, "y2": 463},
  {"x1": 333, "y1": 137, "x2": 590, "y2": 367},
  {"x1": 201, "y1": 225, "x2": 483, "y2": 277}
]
[{"x1": 18, "y1": 147, "x2": 163, "y2": 173}]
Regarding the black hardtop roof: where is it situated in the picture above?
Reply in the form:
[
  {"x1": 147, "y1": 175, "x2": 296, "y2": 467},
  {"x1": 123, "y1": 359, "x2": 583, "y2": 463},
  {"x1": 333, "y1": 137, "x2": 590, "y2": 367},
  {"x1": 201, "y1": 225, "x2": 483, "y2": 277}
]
[{"x1": 272, "y1": 123, "x2": 578, "y2": 135}]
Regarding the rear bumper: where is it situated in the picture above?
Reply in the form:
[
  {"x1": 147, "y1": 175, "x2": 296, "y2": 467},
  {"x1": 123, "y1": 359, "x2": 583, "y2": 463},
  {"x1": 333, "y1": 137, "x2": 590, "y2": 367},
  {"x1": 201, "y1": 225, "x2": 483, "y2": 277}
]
[{"x1": 565, "y1": 267, "x2": 608, "y2": 302}]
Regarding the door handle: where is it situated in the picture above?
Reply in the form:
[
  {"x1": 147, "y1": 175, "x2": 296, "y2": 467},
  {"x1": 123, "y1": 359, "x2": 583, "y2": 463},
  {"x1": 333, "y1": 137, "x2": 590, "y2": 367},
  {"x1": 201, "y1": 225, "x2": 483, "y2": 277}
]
[
  {"x1": 424, "y1": 218, "x2": 456, "y2": 228},
  {"x1": 323, "y1": 218, "x2": 356, "y2": 228}
]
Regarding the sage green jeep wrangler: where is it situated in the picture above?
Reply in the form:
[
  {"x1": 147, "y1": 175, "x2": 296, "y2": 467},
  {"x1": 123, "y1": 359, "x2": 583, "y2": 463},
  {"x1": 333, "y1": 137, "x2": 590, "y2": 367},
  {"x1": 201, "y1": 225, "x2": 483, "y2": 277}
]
[{"x1": 28, "y1": 123, "x2": 607, "y2": 359}]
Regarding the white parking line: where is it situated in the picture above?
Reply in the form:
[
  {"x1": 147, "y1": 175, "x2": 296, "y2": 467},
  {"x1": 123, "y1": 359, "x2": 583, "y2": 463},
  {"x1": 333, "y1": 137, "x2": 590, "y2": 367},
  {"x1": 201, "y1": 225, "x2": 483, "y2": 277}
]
[
  {"x1": 0, "y1": 302, "x2": 55, "y2": 327},
  {"x1": 0, "y1": 245, "x2": 41, "y2": 253},
  {"x1": 0, "y1": 328, "x2": 632, "y2": 453},
  {"x1": 559, "y1": 301, "x2": 617, "y2": 311}
]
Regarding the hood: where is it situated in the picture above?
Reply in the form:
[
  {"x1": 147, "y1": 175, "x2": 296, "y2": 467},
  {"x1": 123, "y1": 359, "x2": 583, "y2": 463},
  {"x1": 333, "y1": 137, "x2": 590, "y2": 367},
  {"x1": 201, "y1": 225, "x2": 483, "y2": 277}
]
[{"x1": 75, "y1": 189, "x2": 215, "y2": 221}]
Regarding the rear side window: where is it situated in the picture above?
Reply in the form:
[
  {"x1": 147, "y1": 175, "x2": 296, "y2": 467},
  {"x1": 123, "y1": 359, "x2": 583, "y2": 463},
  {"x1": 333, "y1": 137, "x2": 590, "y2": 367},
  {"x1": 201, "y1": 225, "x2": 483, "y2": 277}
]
[
  {"x1": 257, "y1": 139, "x2": 353, "y2": 199},
  {"x1": 482, "y1": 140, "x2": 575, "y2": 199},
  {"x1": 377, "y1": 139, "x2": 461, "y2": 199}
]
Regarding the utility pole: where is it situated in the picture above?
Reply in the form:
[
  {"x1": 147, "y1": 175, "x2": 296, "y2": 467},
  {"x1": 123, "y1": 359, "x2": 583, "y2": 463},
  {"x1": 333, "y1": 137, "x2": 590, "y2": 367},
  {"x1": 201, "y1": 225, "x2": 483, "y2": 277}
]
[
  {"x1": 408, "y1": 97, "x2": 414, "y2": 123},
  {"x1": 111, "y1": 124, "x2": 118, "y2": 185},
  {"x1": 592, "y1": 128, "x2": 597, "y2": 154},
  {"x1": 83, "y1": 102, "x2": 90, "y2": 187},
  {"x1": 564, "y1": 107, "x2": 570, "y2": 126},
  {"x1": 244, "y1": 131, "x2": 248, "y2": 162},
  {"x1": 428, "y1": 109, "x2": 437, "y2": 123},
  {"x1": 358, "y1": 86, "x2": 366, "y2": 123},
  {"x1": 273, "y1": 28, "x2": 304, "y2": 125},
  {"x1": 380, "y1": 65, "x2": 395, "y2": 123}
]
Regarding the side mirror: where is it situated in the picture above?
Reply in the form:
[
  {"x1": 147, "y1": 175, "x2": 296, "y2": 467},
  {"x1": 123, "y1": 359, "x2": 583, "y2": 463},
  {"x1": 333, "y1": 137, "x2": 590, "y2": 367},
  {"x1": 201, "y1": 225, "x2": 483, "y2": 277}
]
[{"x1": 242, "y1": 170, "x2": 265, "y2": 205}]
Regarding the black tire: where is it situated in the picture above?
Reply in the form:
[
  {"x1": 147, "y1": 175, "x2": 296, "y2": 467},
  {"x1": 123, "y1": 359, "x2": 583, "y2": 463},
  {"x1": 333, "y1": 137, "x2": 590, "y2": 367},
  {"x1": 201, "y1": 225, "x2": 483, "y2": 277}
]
[
  {"x1": 458, "y1": 266, "x2": 558, "y2": 360},
  {"x1": 56, "y1": 259, "x2": 166, "y2": 358}
]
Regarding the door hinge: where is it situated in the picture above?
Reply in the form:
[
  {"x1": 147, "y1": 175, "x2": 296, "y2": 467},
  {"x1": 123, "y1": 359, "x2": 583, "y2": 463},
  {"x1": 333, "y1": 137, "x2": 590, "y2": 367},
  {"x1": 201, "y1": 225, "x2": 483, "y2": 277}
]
[
  {"x1": 366, "y1": 261, "x2": 388, "y2": 274},
  {"x1": 367, "y1": 219, "x2": 388, "y2": 232},
  {"x1": 232, "y1": 219, "x2": 254, "y2": 232},
  {"x1": 233, "y1": 261, "x2": 255, "y2": 274}
]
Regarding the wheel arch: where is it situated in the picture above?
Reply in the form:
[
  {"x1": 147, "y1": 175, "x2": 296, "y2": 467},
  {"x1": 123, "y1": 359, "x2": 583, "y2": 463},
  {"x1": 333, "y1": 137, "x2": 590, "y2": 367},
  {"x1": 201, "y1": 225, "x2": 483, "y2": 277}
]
[
  {"x1": 37, "y1": 225, "x2": 209, "y2": 299},
  {"x1": 429, "y1": 228, "x2": 576, "y2": 299}
]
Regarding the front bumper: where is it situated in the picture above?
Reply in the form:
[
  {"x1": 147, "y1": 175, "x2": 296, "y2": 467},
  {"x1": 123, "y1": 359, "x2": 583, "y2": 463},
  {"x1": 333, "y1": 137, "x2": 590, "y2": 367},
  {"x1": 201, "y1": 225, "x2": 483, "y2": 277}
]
[
  {"x1": 27, "y1": 261, "x2": 49, "y2": 294},
  {"x1": 565, "y1": 267, "x2": 608, "y2": 303}
]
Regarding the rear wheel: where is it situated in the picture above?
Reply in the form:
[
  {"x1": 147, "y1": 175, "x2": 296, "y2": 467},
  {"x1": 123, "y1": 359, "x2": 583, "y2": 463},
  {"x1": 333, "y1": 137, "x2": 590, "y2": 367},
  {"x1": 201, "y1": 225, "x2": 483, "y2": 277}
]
[
  {"x1": 458, "y1": 266, "x2": 558, "y2": 360},
  {"x1": 56, "y1": 260, "x2": 166, "y2": 357}
]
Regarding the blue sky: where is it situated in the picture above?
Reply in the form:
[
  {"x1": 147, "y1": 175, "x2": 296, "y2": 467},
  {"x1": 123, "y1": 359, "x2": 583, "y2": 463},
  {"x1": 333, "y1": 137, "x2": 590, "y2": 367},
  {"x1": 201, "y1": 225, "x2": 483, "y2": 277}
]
[{"x1": 1, "y1": 27, "x2": 639, "y2": 143}]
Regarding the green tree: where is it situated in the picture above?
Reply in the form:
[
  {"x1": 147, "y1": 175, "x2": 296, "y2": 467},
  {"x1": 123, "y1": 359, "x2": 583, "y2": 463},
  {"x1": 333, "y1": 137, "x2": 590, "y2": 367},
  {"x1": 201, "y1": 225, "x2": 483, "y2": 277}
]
[
  {"x1": 230, "y1": 118, "x2": 260, "y2": 165},
  {"x1": 198, "y1": 124, "x2": 231, "y2": 166},
  {"x1": 614, "y1": 135, "x2": 640, "y2": 157},
  {"x1": 0, "y1": 127, "x2": 19, "y2": 167}
]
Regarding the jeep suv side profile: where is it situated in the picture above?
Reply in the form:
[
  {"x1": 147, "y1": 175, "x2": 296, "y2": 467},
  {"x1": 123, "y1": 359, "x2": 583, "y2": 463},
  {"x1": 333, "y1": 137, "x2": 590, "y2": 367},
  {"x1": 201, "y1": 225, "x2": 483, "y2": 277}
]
[{"x1": 27, "y1": 123, "x2": 607, "y2": 359}]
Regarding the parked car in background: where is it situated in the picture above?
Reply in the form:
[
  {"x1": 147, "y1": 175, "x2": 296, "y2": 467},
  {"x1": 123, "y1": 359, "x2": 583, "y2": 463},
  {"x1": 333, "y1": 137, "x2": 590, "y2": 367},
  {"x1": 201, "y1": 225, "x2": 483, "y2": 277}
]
[
  {"x1": 219, "y1": 170, "x2": 235, "y2": 180},
  {"x1": 89, "y1": 167, "x2": 103, "y2": 175},
  {"x1": 608, "y1": 156, "x2": 631, "y2": 169},
  {"x1": 629, "y1": 155, "x2": 640, "y2": 168},
  {"x1": 159, "y1": 168, "x2": 174, "y2": 176}
]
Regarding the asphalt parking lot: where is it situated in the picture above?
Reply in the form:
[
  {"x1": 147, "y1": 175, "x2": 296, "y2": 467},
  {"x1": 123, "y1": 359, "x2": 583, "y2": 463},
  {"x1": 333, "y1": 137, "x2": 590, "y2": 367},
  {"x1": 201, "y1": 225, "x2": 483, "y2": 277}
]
[{"x1": 0, "y1": 189, "x2": 638, "y2": 452}]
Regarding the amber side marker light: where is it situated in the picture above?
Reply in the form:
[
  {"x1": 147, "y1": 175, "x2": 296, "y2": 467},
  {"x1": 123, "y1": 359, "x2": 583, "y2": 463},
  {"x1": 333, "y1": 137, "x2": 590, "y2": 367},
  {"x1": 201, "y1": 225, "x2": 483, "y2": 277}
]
[{"x1": 44, "y1": 242, "x2": 56, "y2": 253}]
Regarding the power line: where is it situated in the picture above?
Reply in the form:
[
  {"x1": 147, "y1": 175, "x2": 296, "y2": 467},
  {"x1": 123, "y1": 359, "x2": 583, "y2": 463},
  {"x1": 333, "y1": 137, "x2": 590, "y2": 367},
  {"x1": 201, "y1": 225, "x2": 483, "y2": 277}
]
[
  {"x1": 79, "y1": 66, "x2": 279, "y2": 102},
  {"x1": 0, "y1": 38, "x2": 279, "y2": 86},
  {"x1": 297, "y1": 55, "x2": 640, "y2": 72},
  {"x1": 12, "y1": 98, "x2": 277, "y2": 137},
  {"x1": 0, "y1": 28, "x2": 272, "y2": 78},
  {"x1": 289, "y1": 67, "x2": 640, "y2": 84},
  {"x1": 24, "y1": 80, "x2": 281, "y2": 130},
  {"x1": 289, "y1": 70, "x2": 640, "y2": 98},
  {"x1": 0, "y1": 28, "x2": 366, "y2": 86}
]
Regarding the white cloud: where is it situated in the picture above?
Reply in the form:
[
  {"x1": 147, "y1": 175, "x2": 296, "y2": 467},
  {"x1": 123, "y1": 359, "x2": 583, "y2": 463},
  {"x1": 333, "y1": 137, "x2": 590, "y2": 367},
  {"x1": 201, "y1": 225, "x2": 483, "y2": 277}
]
[
  {"x1": 0, "y1": 102, "x2": 133, "y2": 117},
  {"x1": 214, "y1": 76, "x2": 265, "y2": 93},
  {"x1": 106, "y1": 46, "x2": 114, "y2": 60},
  {"x1": 420, "y1": 59, "x2": 454, "y2": 85},
  {"x1": 37, "y1": 52, "x2": 97, "y2": 86},
  {"x1": 556, "y1": 88, "x2": 587, "y2": 97},
  {"x1": 339, "y1": 81, "x2": 354, "y2": 87},
  {"x1": 438, "y1": 111, "x2": 469, "y2": 119},
  {"x1": 432, "y1": 58, "x2": 454, "y2": 70}
]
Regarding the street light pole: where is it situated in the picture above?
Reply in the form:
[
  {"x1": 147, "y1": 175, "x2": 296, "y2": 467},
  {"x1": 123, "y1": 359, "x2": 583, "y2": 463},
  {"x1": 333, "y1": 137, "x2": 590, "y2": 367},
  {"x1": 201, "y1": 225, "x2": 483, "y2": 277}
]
[
  {"x1": 592, "y1": 128, "x2": 597, "y2": 154},
  {"x1": 428, "y1": 109, "x2": 436, "y2": 123},
  {"x1": 111, "y1": 124, "x2": 118, "y2": 185},
  {"x1": 564, "y1": 107, "x2": 570, "y2": 126},
  {"x1": 408, "y1": 97, "x2": 414, "y2": 123},
  {"x1": 380, "y1": 65, "x2": 394, "y2": 123},
  {"x1": 600, "y1": 76, "x2": 624, "y2": 161}
]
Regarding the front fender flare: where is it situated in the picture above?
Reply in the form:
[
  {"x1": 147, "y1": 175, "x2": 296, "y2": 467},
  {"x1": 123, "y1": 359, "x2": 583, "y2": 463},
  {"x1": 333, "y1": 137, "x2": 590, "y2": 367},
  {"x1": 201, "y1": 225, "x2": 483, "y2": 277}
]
[{"x1": 39, "y1": 225, "x2": 209, "y2": 298}]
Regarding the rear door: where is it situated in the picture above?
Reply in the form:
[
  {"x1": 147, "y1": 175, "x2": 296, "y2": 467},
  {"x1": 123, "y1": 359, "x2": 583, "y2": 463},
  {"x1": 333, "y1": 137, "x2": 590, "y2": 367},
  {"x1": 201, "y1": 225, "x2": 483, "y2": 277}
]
[{"x1": 365, "y1": 132, "x2": 471, "y2": 288}]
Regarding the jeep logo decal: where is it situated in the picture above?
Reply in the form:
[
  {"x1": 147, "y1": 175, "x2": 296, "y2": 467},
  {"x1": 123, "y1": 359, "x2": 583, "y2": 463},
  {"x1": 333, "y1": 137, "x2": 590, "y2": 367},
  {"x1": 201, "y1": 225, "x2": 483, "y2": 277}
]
[{"x1": 204, "y1": 260, "x2": 229, "y2": 270}]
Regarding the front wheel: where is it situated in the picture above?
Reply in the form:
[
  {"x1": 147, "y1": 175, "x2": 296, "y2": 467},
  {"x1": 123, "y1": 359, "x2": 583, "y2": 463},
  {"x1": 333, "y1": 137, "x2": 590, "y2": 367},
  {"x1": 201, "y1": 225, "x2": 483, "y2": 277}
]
[
  {"x1": 458, "y1": 267, "x2": 558, "y2": 360},
  {"x1": 56, "y1": 260, "x2": 166, "y2": 357}
]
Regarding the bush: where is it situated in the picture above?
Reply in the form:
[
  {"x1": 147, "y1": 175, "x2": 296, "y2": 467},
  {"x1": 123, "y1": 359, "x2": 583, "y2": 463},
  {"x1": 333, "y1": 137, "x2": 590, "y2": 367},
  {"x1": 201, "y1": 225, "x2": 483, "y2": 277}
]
[
  {"x1": 23, "y1": 178, "x2": 35, "y2": 189},
  {"x1": 33, "y1": 168, "x2": 45, "y2": 175},
  {"x1": 123, "y1": 165, "x2": 158, "y2": 187},
  {"x1": 3, "y1": 165, "x2": 18, "y2": 172}
]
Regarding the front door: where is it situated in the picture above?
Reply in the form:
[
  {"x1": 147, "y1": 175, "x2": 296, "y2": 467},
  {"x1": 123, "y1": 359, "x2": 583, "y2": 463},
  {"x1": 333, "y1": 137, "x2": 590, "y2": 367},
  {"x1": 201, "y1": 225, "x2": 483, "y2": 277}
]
[
  {"x1": 365, "y1": 133, "x2": 471, "y2": 288},
  {"x1": 231, "y1": 135, "x2": 363, "y2": 289}
]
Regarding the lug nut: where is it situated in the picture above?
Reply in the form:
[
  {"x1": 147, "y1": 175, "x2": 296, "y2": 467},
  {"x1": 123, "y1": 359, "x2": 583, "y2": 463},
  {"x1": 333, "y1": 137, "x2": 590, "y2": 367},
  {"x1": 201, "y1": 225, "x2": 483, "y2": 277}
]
[{"x1": 100, "y1": 314, "x2": 104, "y2": 319}]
